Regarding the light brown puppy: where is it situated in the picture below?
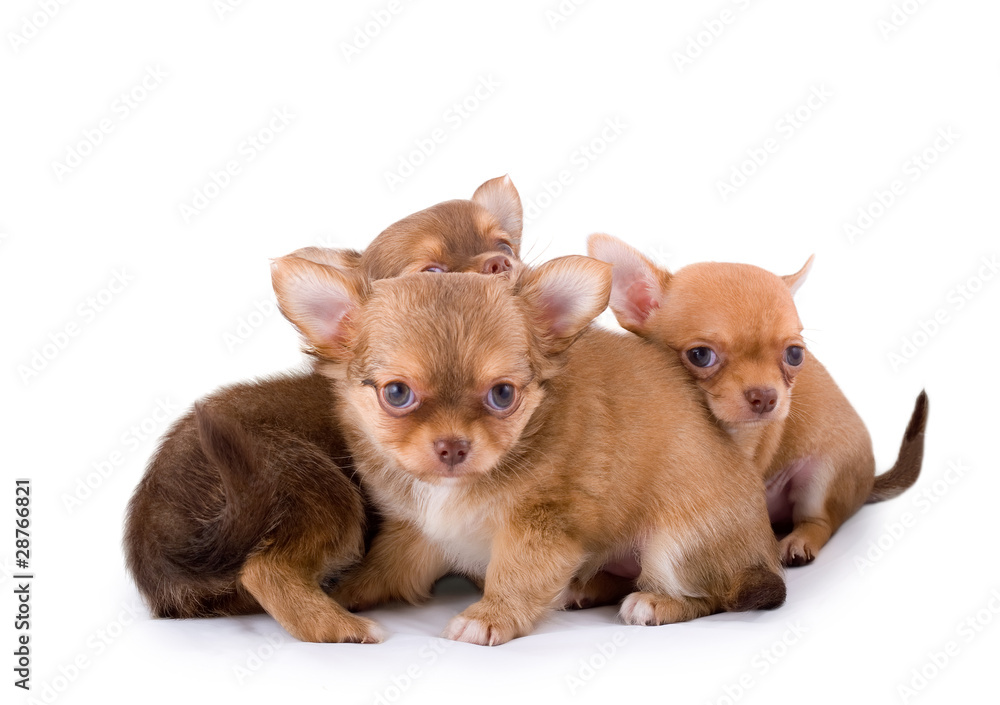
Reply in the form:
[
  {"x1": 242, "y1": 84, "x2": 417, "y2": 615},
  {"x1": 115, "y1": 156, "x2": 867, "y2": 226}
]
[
  {"x1": 271, "y1": 254, "x2": 785, "y2": 646},
  {"x1": 123, "y1": 175, "x2": 524, "y2": 643},
  {"x1": 588, "y1": 234, "x2": 928, "y2": 566}
]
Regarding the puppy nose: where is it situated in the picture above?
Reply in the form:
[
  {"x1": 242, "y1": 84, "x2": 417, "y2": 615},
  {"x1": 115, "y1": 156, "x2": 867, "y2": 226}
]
[
  {"x1": 745, "y1": 388, "x2": 778, "y2": 414},
  {"x1": 481, "y1": 254, "x2": 512, "y2": 275},
  {"x1": 434, "y1": 438, "x2": 470, "y2": 467}
]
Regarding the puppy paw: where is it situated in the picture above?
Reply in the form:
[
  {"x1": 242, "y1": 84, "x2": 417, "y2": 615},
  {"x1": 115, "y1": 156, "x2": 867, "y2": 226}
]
[
  {"x1": 288, "y1": 611, "x2": 386, "y2": 644},
  {"x1": 779, "y1": 535, "x2": 817, "y2": 567},
  {"x1": 442, "y1": 606, "x2": 520, "y2": 646},
  {"x1": 619, "y1": 591, "x2": 704, "y2": 626},
  {"x1": 560, "y1": 583, "x2": 596, "y2": 610},
  {"x1": 443, "y1": 615, "x2": 500, "y2": 646},
  {"x1": 562, "y1": 572, "x2": 633, "y2": 610},
  {"x1": 620, "y1": 592, "x2": 658, "y2": 625},
  {"x1": 336, "y1": 614, "x2": 388, "y2": 644}
]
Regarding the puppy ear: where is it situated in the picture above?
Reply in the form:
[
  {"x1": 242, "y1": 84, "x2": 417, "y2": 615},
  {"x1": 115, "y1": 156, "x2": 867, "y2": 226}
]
[
  {"x1": 472, "y1": 174, "x2": 523, "y2": 247},
  {"x1": 587, "y1": 233, "x2": 668, "y2": 335},
  {"x1": 517, "y1": 255, "x2": 611, "y2": 352},
  {"x1": 782, "y1": 255, "x2": 814, "y2": 296},
  {"x1": 270, "y1": 255, "x2": 367, "y2": 360},
  {"x1": 286, "y1": 246, "x2": 363, "y2": 271}
]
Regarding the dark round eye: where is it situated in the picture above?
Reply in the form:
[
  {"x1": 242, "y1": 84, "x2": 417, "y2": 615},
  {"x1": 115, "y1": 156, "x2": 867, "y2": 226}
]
[
  {"x1": 686, "y1": 347, "x2": 718, "y2": 368},
  {"x1": 784, "y1": 346, "x2": 805, "y2": 366},
  {"x1": 423, "y1": 265, "x2": 445, "y2": 273},
  {"x1": 497, "y1": 243, "x2": 514, "y2": 257},
  {"x1": 382, "y1": 382, "x2": 415, "y2": 408},
  {"x1": 486, "y1": 383, "x2": 516, "y2": 411}
]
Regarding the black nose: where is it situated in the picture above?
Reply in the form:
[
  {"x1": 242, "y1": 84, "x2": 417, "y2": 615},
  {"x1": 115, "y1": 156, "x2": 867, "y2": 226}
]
[
  {"x1": 481, "y1": 255, "x2": 512, "y2": 275},
  {"x1": 434, "y1": 438, "x2": 470, "y2": 467},
  {"x1": 745, "y1": 388, "x2": 778, "y2": 414}
]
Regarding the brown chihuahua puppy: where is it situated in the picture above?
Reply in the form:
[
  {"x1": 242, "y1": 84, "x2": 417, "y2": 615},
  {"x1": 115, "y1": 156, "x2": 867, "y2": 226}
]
[
  {"x1": 271, "y1": 254, "x2": 785, "y2": 647},
  {"x1": 123, "y1": 175, "x2": 524, "y2": 643},
  {"x1": 587, "y1": 234, "x2": 928, "y2": 566}
]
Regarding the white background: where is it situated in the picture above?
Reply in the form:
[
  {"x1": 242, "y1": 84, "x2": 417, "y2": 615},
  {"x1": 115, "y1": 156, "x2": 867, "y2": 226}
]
[{"x1": 2, "y1": 1, "x2": 998, "y2": 704}]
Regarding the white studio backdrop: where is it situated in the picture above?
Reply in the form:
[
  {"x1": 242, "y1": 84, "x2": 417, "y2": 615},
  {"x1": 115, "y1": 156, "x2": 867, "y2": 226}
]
[{"x1": 1, "y1": 1, "x2": 998, "y2": 704}]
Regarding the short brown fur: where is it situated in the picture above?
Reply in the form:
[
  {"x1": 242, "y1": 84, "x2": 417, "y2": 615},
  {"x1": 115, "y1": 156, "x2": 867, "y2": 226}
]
[
  {"x1": 588, "y1": 234, "x2": 929, "y2": 566},
  {"x1": 123, "y1": 176, "x2": 525, "y2": 642},
  {"x1": 271, "y1": 256, "x2": 785, "y2": 646}
]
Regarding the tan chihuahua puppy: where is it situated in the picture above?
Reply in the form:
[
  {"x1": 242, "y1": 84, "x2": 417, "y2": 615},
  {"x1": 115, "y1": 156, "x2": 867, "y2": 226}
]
[
  {"x1": 124, "y1": 175, "x2": 523, "y2": 643},
  {"x1": 587, "y1": 234, "x2": 928, "y2": 566},
  {"x1": 271, "y1": 254, "x2": 785, "y2": 646}
]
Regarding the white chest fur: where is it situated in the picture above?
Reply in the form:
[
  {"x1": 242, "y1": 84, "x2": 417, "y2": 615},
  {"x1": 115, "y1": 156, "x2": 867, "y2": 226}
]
[{"x1": 407, "y1": 480, "x2": 494, "y2": 578}]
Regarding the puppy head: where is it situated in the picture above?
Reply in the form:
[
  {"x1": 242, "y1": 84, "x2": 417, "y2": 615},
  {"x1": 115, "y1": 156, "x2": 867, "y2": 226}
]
[
  {"x1": 360, "y1": 175, "x2": 523, "y2": 280},
  {"x1": 588, "y1": 233, "x2": 812, "y2": 428},
  {"x1": 271, "y1": 255, "x2": 610, "y2": 486}
]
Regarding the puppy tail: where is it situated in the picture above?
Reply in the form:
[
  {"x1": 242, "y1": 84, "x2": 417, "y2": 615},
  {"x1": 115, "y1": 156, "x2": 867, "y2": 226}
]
[
  {"x1": 185, "y1": 402, "x2": 283, "y2": 573},
  {"x1": 866, "y1": 390, "x2": 929, "y2": 504},
  {"x1": 724, "y1": 565, "x2": 786, "y2": 612}
]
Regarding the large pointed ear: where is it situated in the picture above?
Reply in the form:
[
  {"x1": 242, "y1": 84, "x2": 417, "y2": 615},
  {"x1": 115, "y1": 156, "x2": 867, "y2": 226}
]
[
  {"x1": 782, "y1": 255, "x2": 814, "y2": 296},
  {"x1": 587, "y1": 233, "x2": 669, "y2": 335},
  {"x1": 472, "y1": 174, "x2": 523, "y2": 248},
  {"x1": 287, "y1": 246, "x2": 363, "y2": 271},
  {"x1": 516, "y1": 255, "x2": 611, "y2": 353},
  {"x1": 270, "y1": 255, "x2": 368, "y2": 360}
]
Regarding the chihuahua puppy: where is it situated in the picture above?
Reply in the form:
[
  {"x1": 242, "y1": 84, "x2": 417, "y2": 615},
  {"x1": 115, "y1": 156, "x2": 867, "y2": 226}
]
[
  {"x1": 271, "y1": 253, "x2": 785, "y2": 646},
  {"x1": 587, "y1": 234, "x2": 928, "y2": 566},
  {"x1": 123, "y1": 175, "x2": 524, "y2": 642}
]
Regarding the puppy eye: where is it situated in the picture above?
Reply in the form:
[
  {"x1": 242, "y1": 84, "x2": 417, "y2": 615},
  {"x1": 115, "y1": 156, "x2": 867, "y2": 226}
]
[
  {"x1": 686, "y1": 347, "x2": 717, "y2": 368},
  {"x1": 381, "y1": 382, "x2": 416, "y2": 410},
  {"x1": 423, "y1": 265, "x2": 446, "y2": 273},
  {"x1": 784, "y1": 346, "x2": 805, "y2": 366},
  {"x1": 485, "y1": 383, "x2": 516, "y2": 412},
  {"x1": 496, "y1": 243, "x2": 514, "y2": 257}
]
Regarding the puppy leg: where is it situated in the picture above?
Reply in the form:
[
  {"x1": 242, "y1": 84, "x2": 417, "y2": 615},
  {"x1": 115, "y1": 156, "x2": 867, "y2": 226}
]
[
  {"x1": 780, "y1": 519, "x2": 832, "y2": 567},
  {"x1": 443, "y1": 521, "x2": 583, "y2": 646},
  {"x1": 620, "y1": 592, "x2": 718, "y2": 625},
  {"x1": 333, "y1": 519, "x2": 449, "y2": 610},
  {"x1": 621, "y1": 562, "x2": 784, "y2": 624},
  {"x1": 621, "y1": 529, "x2": 720, "y2": 626},
  {"x1": 237, "y1": 445, "x2": 385, "y2": 643},
  {"x1": 778, "y1": 457, "x2": 843, "y2": 566},
  {"x1": 563, "y1": 571, "x2": 634, "y2": 609},
  {"x1": 241, "y1": 548, "x2": 383, "y2": 643}
]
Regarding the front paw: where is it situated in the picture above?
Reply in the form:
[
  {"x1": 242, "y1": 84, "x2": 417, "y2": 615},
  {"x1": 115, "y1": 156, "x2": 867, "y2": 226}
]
[
  {"x1": 442, "y1": 604, "x2": 522, "y2": 646},
  {"x1": 286, "y1": 611, "x2": 387, "y2": 644}
]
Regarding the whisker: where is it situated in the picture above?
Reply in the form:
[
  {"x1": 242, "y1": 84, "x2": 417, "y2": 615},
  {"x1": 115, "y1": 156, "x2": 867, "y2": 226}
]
[{"x1": 522, "y1": 238, "x2": 553, "y2": 268}]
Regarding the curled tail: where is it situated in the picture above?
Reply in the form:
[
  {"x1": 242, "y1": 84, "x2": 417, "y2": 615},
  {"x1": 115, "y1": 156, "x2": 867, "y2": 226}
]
[
  {"x1": 866, "y1": 390, "x2": 929, "y2": 504},
  {"x1": 182, "y1": 402, "x2": 284, "y2": 573},
  {"x1": 123, "y1": 402, "x2": 285, "y2": 617}
]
